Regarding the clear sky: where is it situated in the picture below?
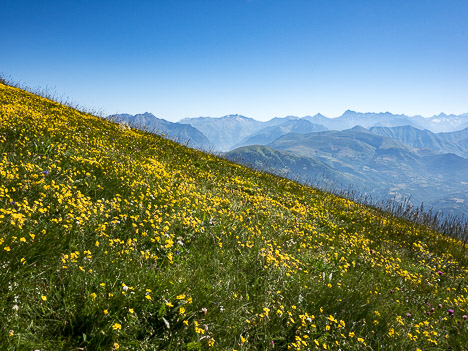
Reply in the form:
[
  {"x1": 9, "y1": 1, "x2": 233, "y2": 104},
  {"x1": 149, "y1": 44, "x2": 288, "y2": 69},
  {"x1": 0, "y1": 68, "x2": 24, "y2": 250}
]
[{"x1": 2, "y1": 0, "x2": 468, "y2": 122}]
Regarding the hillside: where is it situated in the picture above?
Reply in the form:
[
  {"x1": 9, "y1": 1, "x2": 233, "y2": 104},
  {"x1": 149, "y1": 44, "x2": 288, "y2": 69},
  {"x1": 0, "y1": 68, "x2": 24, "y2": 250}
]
[
  {"x1": 369, "y1": 126, "x2": 468, "y2": 158},
  {"x1": 0, "y1": 83, "x2": 467, "y2": 350},
  {"x1": 226, "y1": 145, "x2": 358, "y2": 189},
  {"x1": 232, "y1": 120, "x2": 327, "y2": 149}
]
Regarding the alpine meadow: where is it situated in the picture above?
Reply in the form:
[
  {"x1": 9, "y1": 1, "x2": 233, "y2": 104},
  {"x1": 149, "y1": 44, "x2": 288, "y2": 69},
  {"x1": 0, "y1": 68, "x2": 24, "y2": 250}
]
[{"x1": 1, "y1": 82, "x2": 467, "y2": 350}]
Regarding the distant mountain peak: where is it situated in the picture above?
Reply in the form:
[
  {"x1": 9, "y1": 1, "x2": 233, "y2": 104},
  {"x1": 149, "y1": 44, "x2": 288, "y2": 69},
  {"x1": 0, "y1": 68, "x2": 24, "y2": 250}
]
[
  {"x1": 135, "y1": 112, "x2": 158, "y2": 118},
  {"x1": 311, "y1": 113, "x2": 327, "y2": 119},
  {"x1": 348, "y1": 125, "x2": 369, "y2": 132},
  {"x1": 222, "y1": 114, "x2": 250, "y2": 120}
]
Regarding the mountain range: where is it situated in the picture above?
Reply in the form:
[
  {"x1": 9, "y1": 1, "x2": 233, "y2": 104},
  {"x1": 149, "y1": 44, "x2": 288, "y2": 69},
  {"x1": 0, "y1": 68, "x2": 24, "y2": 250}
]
[
  {"x1": 179, "y1": 111, "x2": 468, "y2": 152},
  {"x1": 302, "y1": 111, "x2": 468, "y2": 133},
  {"x1": 107, "y1": 112, "x2": 213, "y2": 150},
  {"x1": 179, "y1": 114, "x2": 265, "y2": 151}
]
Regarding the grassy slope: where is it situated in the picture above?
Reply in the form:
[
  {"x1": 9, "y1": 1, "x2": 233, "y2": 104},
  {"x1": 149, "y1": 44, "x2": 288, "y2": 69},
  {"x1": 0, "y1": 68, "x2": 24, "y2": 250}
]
[{"x1": 0, "y1": 83, "x2": 467, "y2": 350}]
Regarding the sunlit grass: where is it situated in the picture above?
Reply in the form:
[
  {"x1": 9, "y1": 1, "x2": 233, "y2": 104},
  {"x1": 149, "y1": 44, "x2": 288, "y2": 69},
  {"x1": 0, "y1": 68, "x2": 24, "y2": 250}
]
[{"x1": 1, "y1": 82, "x2": 467, "y2": 350}]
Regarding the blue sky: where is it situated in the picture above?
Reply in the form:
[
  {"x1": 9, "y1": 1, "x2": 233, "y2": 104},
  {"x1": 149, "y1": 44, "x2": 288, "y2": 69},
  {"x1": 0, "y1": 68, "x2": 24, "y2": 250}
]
[{"x1": 2, "y1": 0, "x2": 468, "y2": 121}]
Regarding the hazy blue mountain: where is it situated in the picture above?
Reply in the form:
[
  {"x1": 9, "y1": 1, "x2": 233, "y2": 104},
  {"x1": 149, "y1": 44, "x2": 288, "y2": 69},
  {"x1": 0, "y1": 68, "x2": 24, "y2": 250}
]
[
  {"x1": 233, "y1": 119, "x2": 327, "y2": 149},
  {"x1": 179, "y1": 114, "x2": 264, "y2": 151},
  {"x1": 369, "y1": 125, "x2": 468, "y2": 157},
  {"x1": 304, "y1": 111, "x2": 426, "y2": 131},
  {"x1": 436, "y1": 127, "x2": 468, "y2": 158},
  {"x1": 242, "y1": 125, "x2": 413, "y2": 176},
  {"x1": 425, "y1": 113, "x2": 468, "y2": 133},
  {"x1": 304, "y1": 111, "x2": 468, "y2": 133},
  {"x1": 179, "y1": 114, "x2": 327, "y2": 151},
  {"x1": 303, "y1": 113, "x2": 330, "y2": 126},
  {"x1": 179, "y1": 111, "x2": 468, "y2": 151},
  {"x1": 108, "y1": 113, "x2": 213, "y2": 150},
  {"x1": 261, "y1": 115, "x2": 301, "y2": 127},
  {"x1": 228, "y1": 127, "x2": 468, "y2": 217}
]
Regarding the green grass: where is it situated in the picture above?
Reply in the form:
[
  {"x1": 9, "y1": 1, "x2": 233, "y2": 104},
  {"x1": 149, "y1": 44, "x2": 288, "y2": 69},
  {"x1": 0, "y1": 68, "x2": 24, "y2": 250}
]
[{"x1": 0, "y1": 82, "x2": 467, "y2": 350}]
